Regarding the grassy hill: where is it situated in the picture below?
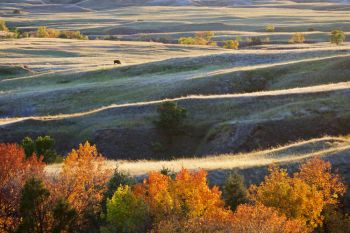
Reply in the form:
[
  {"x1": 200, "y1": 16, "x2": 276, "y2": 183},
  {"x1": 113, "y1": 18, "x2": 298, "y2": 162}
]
[
  {"x1": 0, "y1": 38, "x2": 349, "y2": 159},
  {"x1": 0, "y1": 0, "x2": 349, "y2": 160}
]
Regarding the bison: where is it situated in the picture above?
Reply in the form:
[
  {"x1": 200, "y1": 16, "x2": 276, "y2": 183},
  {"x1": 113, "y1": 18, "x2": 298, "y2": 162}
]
[{"x1": 114, "y1": 60, "x2": 121, "y2": 65}]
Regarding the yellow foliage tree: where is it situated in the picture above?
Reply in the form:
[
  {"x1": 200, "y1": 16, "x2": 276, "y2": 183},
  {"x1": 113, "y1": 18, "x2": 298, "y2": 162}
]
[
  {"x1": 231, "y1": 204, "x2": 305, "y2": 233},
  {"x1": 249, "y1": 166, "x2": 325, "y2": 230},
  {"x1": 56, "y1": 142, "x2": 112, "y2": 230},
  {"x1": 295, "y1": 157, "x2": 346, "y2": 205},
  {"x1": 134, "y1": 168, "x2": 230, "y2": 223}
]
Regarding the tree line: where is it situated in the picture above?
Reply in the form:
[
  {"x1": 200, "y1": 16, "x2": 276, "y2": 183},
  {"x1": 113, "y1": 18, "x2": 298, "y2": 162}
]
[{"x1": 0, "y1": 140, "x2": 349, "y2": 233}]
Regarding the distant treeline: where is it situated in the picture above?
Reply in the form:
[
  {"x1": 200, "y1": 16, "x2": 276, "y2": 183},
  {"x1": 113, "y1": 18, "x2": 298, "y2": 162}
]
[{"x1": 0, "y1": 20, "x2": 88, "y2": 40}]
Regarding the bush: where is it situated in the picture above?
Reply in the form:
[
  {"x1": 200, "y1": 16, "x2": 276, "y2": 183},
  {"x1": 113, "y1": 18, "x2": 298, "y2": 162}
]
[
  {"x1": 290, "y1": 32, "x2": 305, "y2": 43},
  {"x1": 223, "y1": 39, "x2": 239, "y2": 49},
  {"x1": 0, "y1": 20, "x2": 8, "y2": 31},
  {"x1": 103, "y1": 185, "x2": 150, "y2": 233},
  {"x1": 21, "y1": 135, "x2": 59, "y2": 164},
  {"x1": 35, "y1": 26, "x2": 88, "y2": 40},
  {"x1": 178, "y1": 37, "x2": 197, "y2": 45},
  {"x1": 195, "y1": 31, "x2": 214, "y2": 41},
  {"x1": 223, "y1": 172, "x2": 248, "y2": 211},
  {"x1": 59, "y1": 30, "x2": 88, "y2": 40},
  {"x1": 47, "y1": 28, "x2": 61, "y2": 38},
  {"x1": 330, "y1": 29, "x2": 346, "y2": 45},
  {"x1": 13, "y1": 9, "x2": 21, "y2": 14},
  {"x1": 266, "y1": 24, "x2": 276, "y2": 32},
  {"x1": 262, "y1": 36, "x2": 270, "y2": 44},
  {"x1": 155, "y1": 101, "x2": 187, "y2": 137},
  {"x1": 37, "y1": 26, "x2": 49, "y2": 38},
  {"x1": 179, "y1": 31, "x2": 216, "y2": 46},
  {"x1": 247, "y1": 36, "x2": 262, "y2": 46}
]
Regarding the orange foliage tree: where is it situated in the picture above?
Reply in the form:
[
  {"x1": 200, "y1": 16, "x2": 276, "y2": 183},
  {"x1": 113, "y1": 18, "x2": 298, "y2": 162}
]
[
  {"x1": 231, "y1": 204, "x2": 305, "y2": 233},
  {"x1": 0, "y1": 143, "x2": 44, "y2": 232},
  {"x1": 249, "y1": 166, "x2": 324, "y2": 230},
  {"x1": 249, "y1": 158, "x2": 346, "y2": 231},
  {"x1": 295, "y1": 157, "x2": 346, "y2": 205},
  {"x1": 55, "y1": 142, "x2": 112, "y2": 230},
  {"x1": 134, "y1": 168, "x2": 231, "y2": 224}
]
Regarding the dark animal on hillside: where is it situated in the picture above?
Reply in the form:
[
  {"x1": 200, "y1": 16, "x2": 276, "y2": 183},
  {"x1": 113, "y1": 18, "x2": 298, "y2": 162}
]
[{"x1": 114, "y1": 60, "x2": 121, "y2": 65}]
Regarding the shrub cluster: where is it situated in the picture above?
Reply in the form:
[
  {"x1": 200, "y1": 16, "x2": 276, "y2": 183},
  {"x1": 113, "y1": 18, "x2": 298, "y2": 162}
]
[
  {"x1": 35, "y1": 26, "x2": 88, "y2": 40},
  {"x1": 223, "y1": 39, "x2": 240, "y2": 49},
  {"x1": 330, "y1": 29, "x2": 346, "y2": 45},
  {"x1": 1, "y1": 140, "x2": 349, "y2": 233},
  {"x1": 179, "y1": 31, "x2": 216, "y2": 46},
  {"x1": 290, "y1": 32, "x2": 305, "y2": 44}
]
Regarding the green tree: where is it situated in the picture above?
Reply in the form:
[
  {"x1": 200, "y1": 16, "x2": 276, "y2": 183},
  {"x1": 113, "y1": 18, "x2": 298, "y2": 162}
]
[
  {"x1": 17, "y1": 177, "x2": 50, "y2": 233},
  {"x1": 103, "y1": 185, "x2": 150, "y2": 233},
  {"x1": 21, "y1": 136, "x2": 58, "y2": 163},
  {"x1": 52, "y1": 198, "x2": 77, "y2": 233},
  {"x1": 155, "y1": 101, "x2": 187, "y2": 138},
  {"x1": 21, "y1": 137, "x2": 36, "y2": 159},
  {"x1": 102, "y1": 168, "x2": 136, "y2": 214},
  {"x1": 330, "y1": 29, "x2": 346, "y2": 45},
  {"x1": 223, "y1": 172, "x2": 248, "y2": 211},
  {"x1": 0, "y1": 20, "x2": 8, "y2": 31}
]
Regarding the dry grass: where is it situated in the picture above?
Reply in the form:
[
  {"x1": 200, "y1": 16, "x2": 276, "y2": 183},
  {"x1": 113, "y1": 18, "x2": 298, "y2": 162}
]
[
  {"x1": 45, "y1": 136, "x2": 350, "y2": 176},
  {"x1": 0, "y1": 80, "x2": 349, "y2": 126}
]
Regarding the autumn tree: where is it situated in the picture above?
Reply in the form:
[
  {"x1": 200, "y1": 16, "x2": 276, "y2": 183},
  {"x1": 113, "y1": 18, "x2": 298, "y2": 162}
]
[
  {"x1": 295, "y1": 157, "x2": 346, "y2": 205},
  {"x1": 102, "y1": 168, "x2": 136, "y2": 214},
  {"x1": 249, "y1": 166, "x2": 325, "y2": 230},
  {"x1": 0, "y1": 143, "x2": 44, "y2": 232},
  {"x1": 231, "y1": 204, "x2": 305, "y2": 233},
  {"x1": 249, "y1": 159, "x2": 346, "y2": 231},
  {"x1": 134, "y1": 168, "x2": 230, "y2": 223},
  {"x1": 57, "y1": 142, "x2": 112, "y2": 231}
]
